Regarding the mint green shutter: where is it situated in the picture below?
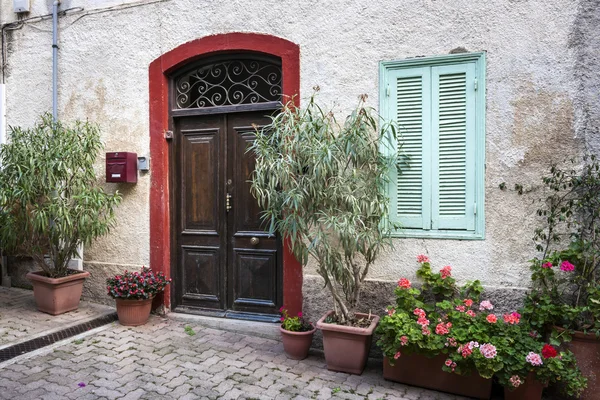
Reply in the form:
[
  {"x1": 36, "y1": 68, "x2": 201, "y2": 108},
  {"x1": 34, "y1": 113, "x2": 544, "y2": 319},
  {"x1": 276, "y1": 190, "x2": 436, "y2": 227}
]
[
  {"x1": 389, "y1": 67, "x2": 431, "y2": 229},
  {"x1": 431, "y1": 63, "x2": 476, "y2": 231}
]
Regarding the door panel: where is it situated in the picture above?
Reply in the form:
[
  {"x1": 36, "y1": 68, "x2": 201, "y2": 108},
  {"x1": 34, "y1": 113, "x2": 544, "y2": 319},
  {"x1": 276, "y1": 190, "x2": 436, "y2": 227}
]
[
  {"x1": 175, "y1": 115, "x2": 226, "y2": 311},
  {"x1": 227, "y1": 112, "x2": 281, "y2": 316},
  {"x1": 173, "y1": 111, "x2": 281, "y2": 319}
]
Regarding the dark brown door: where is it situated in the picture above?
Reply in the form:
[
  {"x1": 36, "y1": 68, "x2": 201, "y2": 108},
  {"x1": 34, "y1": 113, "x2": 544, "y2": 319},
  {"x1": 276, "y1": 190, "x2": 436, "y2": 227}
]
[{"x1": 172, "y1": 111, "x2": 281, "y2": 321}]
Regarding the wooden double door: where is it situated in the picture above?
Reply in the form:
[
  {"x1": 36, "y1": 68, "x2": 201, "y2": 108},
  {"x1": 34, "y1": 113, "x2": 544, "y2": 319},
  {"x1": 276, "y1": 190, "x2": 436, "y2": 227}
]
[{"x1": 172, "y1": 111, "x2": 281, "y2": 321}]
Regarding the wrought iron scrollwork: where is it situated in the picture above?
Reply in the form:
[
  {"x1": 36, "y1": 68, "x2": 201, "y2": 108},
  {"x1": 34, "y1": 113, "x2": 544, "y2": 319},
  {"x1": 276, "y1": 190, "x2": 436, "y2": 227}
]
[{"x1": 175, "y1": 59, "x2": 282, "y2": 109}]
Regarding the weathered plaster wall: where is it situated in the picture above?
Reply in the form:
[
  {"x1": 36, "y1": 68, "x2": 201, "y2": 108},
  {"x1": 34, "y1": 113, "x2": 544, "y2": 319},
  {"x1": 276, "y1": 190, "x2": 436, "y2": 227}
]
[{"x1": 0, "y1": 0, "x2": 596, "y2": 311}]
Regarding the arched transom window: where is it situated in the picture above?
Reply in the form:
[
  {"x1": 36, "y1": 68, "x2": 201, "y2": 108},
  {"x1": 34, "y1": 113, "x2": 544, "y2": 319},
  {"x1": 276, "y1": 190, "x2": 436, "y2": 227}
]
[{"x1": 174, "y1": 54, "x2": 283, "y2": 110}]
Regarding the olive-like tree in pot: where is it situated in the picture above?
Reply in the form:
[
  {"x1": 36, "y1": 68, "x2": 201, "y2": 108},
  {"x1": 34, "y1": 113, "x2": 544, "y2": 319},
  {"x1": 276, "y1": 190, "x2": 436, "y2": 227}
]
[
  {"x1": 0, "y1": 114, "x2": 122, "y2": 278},
  {"x1": 250, "y1": 91, "x2": 399, "y2": 325}
]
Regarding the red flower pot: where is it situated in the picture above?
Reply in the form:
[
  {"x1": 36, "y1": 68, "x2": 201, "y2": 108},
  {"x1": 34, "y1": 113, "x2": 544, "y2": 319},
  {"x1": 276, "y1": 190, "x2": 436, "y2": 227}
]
[
  {"x1": 316, "y1": 310, "x2": 380, "y2": 375},
  {"x1": 115, "y1": 297, "x2": 153, "y2": 326},
  {"x1": 383, "y1": 353, "x2": 492, "y2": 399},
  {"x1": 504, "y1": 372, "x2": 545, "y2": 400},
  {"x1": 280, "y1": 325, "x2": 316, "y2": 360},
  {"x1": 26, "y1": 270, "x2": 90, "y2": 315}
]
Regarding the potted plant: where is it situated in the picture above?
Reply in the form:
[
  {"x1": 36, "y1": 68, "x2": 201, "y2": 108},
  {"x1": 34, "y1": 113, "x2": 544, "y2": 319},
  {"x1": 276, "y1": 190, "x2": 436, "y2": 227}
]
[
  {"x1": 250, "y1": 90, "x2": 398, "y2": 374},
  {"x1": 520, "y1": 156, "x2": 600, "y2": 399},
  {"x1": 377, "y1": 255, "x2": 494, "y2": 399},
  {"x1": 279, "y1": 308, "x2": 315, "y2": 360},
  {"x1": 0, "y1": 115, "x2": 121, "y2": 315},
  {"x1": 494, "y1": 338, "x2": 586, "y2": 400},
  {"x1": 106, "y1": 266, "x2": 171, "y2": 326}
]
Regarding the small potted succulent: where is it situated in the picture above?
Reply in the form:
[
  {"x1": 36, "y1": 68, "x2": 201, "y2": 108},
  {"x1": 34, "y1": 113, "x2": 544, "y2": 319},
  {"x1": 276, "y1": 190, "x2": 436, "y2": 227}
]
[
  {"x1": 106, "y1": 266, "x2": 171, "y2": 326},
  {"x1": 279, "y1": 308, "x2": 315, "y2": 360}
]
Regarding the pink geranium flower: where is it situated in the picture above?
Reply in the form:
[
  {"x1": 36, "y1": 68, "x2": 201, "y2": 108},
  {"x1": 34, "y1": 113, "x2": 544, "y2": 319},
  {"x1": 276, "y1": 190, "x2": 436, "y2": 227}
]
[
  {"x1": 445, "y1": 359, "x2": 453, "y2": 367},
  {"x1": 440, "y1": 266, "x2": 452, "y2": 279},
  {"x1": 466, "y1": 310, "x2": 476, "y2": 317},
  {"x1": 503, "y1": 312, "x2": 520, "y2": 325},
  {"x1": 463, "y1": 299, "x2": 474, "y2": 307},
  {"x1": 400, "y1": 336, "x2": 409, "y2": 346},
  {"x1": 397, "y1": 278, "x2": 411, "y2": 289},
  {"x1": 387, "y1": 308, "x2": 395, "y2": 317},
  {"x1": 417, "y1": 254, "x2": 430, "y2": 263},
  {"x1": 394, "y1": 351, "x2": 401, "y2": 359},
  {"x1": 479, "y1": 300, "x2": 494, "y2": 311},
  {"x1": 479, "y1": 343, "x2": 497, "y2": 359},
  {"x1": 413, "y1": 308, "x2": 426, "y2": 318},
  {"x1": 455, "y1": 305, "x2": 466, "y2": 312},
  {"x1": 435, "y1": 322, "x2": 451, "y2": 335},
  {"x1": 486, "y1": 314, "x2": 497, "y2": 323},
  {"x1": 560, "y1": 260, "x2": 575, "y2": 272},
  {"x1": 509, "y1": 375, "x2": 522, "y2": 388},
  {"x1": 526, "y1": 352, "x2": 544, "y2": 366},
  {"x1": 542, "y1": 262, "x2": 553, "y2": 269}
]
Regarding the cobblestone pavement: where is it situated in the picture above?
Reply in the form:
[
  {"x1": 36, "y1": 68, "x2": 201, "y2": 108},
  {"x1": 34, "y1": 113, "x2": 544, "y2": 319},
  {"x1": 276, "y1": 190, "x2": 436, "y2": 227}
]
[
  {"x1": 0, "y1": 287, "x2": 115, "y2": 348},
  {"x1": 0, "y1": 315, "x2": 467, "y2": 400}
]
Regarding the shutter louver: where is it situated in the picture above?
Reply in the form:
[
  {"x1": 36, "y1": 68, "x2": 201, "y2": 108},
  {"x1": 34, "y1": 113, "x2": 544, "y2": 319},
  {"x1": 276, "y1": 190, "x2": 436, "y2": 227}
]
[
  {"x1": 431, "y1": 64, "x2": 476, "y2": 231},
  {"x1": 390, "y1": 68, "x2": 431, "y2": 229}
]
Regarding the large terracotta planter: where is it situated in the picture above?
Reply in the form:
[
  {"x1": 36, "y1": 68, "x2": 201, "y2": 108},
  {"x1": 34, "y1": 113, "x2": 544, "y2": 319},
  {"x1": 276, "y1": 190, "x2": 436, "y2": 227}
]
[
  {"x1": 26, "y1": 270, "x2": 90, "y2": 315},
  {"x1": 115, "y1": 297, "x2": 153, "y2": 326},
  {"x1": 316, "y1": 310, "x2": 380, "y2": 375},
  {"x1": 556, "y1": 326, "x2": 600, "y2": 400},
  {"x1": 504, "y1": 372, "x2": 545, "y2": 400},
  {"x1": 383, "y1": 353, "x2": 492, "y2": 399},
  {"x1": 280, "y1": 325, "x2": 316, "y2": 360}
]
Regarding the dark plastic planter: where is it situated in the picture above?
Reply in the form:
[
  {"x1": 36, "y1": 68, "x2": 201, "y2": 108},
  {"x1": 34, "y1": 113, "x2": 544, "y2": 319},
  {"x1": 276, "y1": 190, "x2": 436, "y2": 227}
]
[
  {"x1": 383, "y1": 353, "x2": 492, "y2": 399},
  {"x1": 26, "y1": 270, "x2": 90, "y2": 315},
  {"x1": 316, "y1": 310, "x2": 380, "y2": 375},
  {"x1": 280, "y1": 325, "x2": 316, "y2": 360}
]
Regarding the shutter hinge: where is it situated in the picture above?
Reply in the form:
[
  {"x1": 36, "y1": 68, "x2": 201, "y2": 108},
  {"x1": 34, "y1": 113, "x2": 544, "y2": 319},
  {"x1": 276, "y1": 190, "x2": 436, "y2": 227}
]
[
  {"x1": 474, "y1": 78, "x2": 478, "y2": 91},
  {"x1": 165, "y1": 130, "x2": 173, "y2": 140},
  {"x1": 474, "y1": 203, "x2": 477, "y2": 215},
  {"x1": 386, "y1": 84, "x2": 390, "y2": 97}
]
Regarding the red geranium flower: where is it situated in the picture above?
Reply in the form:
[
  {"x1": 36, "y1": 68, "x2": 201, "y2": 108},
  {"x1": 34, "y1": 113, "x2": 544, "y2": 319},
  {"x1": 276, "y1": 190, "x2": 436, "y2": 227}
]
[{"x1": 542, "y1": 344, "x2": 558, "y2": 359}]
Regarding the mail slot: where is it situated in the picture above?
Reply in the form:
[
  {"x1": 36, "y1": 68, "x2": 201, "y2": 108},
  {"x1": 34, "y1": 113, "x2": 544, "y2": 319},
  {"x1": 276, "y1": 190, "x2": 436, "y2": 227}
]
[{"x1": 106, "y1": 152, "x2": 137, "y2": 183}]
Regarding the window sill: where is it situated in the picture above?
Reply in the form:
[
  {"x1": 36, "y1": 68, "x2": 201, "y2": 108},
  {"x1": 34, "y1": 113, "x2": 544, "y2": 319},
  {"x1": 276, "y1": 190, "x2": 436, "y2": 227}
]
[{"x1": 390, "y1": 229, "x2": 485, "y2": 240}]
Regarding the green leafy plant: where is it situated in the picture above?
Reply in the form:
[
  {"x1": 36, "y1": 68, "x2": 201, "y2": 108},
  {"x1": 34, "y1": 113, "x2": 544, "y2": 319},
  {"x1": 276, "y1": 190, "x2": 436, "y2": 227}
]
[
  {"x1": 0, "y1": 114, "x2": 121, "y2": 278},
  {"x1": 522, "y1": 156, "x2": 600, "y2": 336},
  {"x1": 279, "y1": 308, "x2": 312, "y2": 332},
  {"x1": 184, "y1": 326, "x2": 196, "y2": 336},
  {"x1": 250, "y1": 90, "x2": 398, "y2": 325}
]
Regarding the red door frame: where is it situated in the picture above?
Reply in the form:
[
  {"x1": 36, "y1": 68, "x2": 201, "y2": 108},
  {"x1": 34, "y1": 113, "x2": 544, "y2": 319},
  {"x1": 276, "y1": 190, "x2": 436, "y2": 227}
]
[{"x1": 148, "y1": 33, "x2": 302, "y2": 315}]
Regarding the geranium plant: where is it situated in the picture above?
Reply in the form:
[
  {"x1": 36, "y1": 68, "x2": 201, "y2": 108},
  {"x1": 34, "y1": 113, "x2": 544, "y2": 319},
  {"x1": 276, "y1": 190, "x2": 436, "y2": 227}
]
[
  {"x1": 250, "y1": 90, "x2": 398, "y2": 325},
  {"x1": 521, "y1": 156, "x2": 600, "y2": 337},
  {"x1": 106, "y1": 266, "x2": 171, "y2": 300},
  {"x1": 280, "y1": 308, "x2": 313, "y2": 332}
]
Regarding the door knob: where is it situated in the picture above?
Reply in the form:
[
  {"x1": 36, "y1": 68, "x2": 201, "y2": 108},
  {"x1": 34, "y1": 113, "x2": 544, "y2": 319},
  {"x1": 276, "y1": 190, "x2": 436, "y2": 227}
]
[
  {"x1": 250, "y1": 237, "x2": 259, "y2": 245},
  {"x1": 226, "y1": 193, "x2": 232, "y2": 212}
]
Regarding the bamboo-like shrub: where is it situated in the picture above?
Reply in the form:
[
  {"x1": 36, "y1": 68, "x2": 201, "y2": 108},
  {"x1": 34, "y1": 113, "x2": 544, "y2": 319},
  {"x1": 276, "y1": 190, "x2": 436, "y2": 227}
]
[
  {"x1": 0, "y1": 114, "x2": 122, "y2": 278},
  {"x1": 250, "y1": 92, "x2": 399, "y2": 324}
]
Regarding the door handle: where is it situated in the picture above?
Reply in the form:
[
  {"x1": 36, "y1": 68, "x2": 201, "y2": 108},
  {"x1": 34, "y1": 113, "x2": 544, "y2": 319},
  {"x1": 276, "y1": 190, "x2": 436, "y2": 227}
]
[
  {"x1": 226, "y1": 193, "x2": 232, "y2": 212},
  {"x1": 250, "y1": 237, "x2": 259, "y2": 245}
]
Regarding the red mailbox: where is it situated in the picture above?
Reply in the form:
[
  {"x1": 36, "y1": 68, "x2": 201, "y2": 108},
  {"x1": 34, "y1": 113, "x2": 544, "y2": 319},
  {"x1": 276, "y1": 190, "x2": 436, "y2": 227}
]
[{"x1": 106, "y1": 152, "x2": 137, "y2": 183}]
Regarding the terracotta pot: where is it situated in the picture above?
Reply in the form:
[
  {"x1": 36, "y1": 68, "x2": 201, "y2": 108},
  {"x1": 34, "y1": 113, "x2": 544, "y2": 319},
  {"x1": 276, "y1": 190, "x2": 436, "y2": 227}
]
[
  {"x1": 280, "y1": 325, "x2": 316, "y2": 360},
  {"x1": 555, "y1": 326, "x2": 600, "y2": 400},
  {"x1": 115, "y1": 297, "x2": 154, "y2": 326},
  {"x1": 26, "y1": 270, "x2": 90, "y2": 315},
  {"x1": 383, "y1": 353, "x2": 492, "y2": 399},
  {"x1": 316, "y1": 310, "x2": 380, "y2": 375},
  {"x1": 504, "y1": 372, "x2": 545, "y2": 400}
]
